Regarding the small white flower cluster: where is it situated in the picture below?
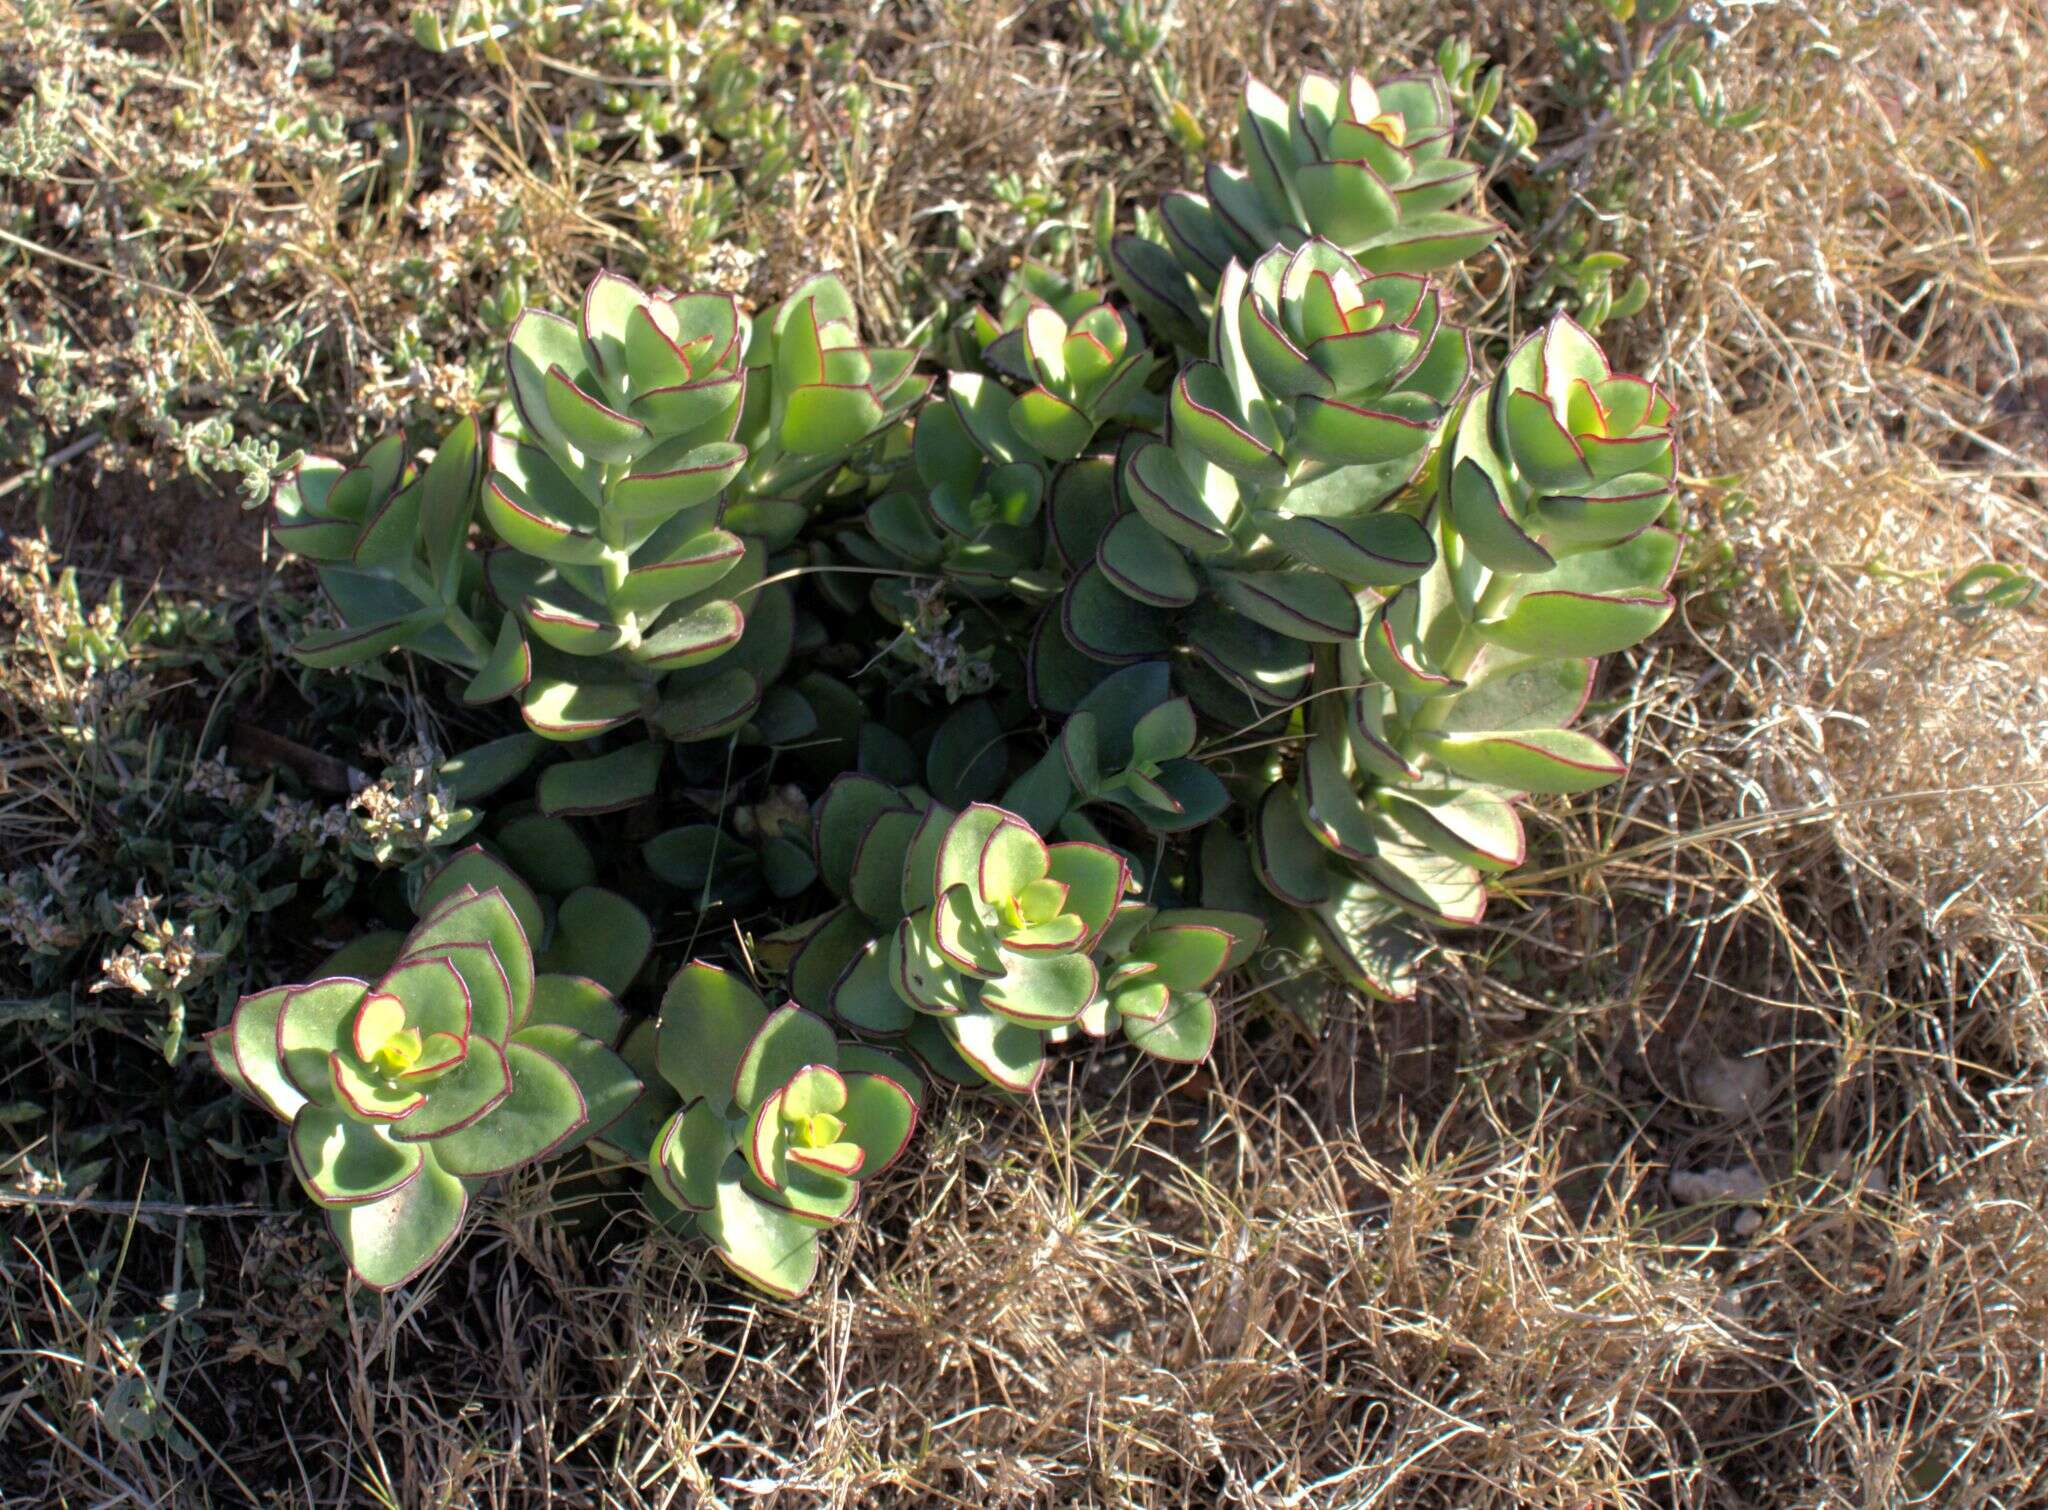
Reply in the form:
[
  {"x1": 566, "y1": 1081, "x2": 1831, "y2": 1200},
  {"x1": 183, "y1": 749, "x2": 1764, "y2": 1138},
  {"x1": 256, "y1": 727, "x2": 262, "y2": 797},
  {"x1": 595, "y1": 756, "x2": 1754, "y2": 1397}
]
[
  {"x1": 90, "y1": 885, "x2": 218, "y2": 1003},
  {"x1": 347, "y1": 744, "x2": 463, "y2": 866}
]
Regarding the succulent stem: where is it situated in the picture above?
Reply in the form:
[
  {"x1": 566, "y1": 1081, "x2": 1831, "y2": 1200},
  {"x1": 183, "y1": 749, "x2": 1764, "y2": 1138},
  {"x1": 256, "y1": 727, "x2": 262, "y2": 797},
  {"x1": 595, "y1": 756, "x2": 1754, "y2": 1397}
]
[
  {"x1": 1395, "y1": 567, "x2": 1517, "y2": 750},
  {"x1": 440, "y1": 606, "x2": 494, "y2": 664}
]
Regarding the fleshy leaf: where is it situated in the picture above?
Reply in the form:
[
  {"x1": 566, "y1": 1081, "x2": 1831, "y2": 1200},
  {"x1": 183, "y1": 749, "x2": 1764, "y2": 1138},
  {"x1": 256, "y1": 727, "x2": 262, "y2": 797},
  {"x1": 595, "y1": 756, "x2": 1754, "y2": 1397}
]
[
  {"x1": 1121, "y1": 992, "x2": 1217, "y2": 1063},
  {"x1": 657, "y1": 961, "x2": 770, "y2": 1108},
  {"x1": 515, "y1": 1023, "x2": 643, "y2": 1152},
  {"x1": 943, "y1": 1005, "x2": 1048, "y2": 1093},
  {"x1": 538, "y1": 887, "x2": 653, "y2": 996},
  {"x1": 387, "y1": 1037, "x2": 511, "y2": 1142},
  {"x1": 430, "y1": 1040, "x2": 587, "y2": 1176},
  {"x1": 839, "y1": 1072, "x2": 918, "y2": 1176},
  {"x1": 733, "y1": 1005, "x2": 839, "y2": 1111},
  {"x1": 291, "y1": 1108, "x2": 425, "y2": 1207},
  {"x1": 1416, "y1": 728, "x2": 1628, "y2": 794},
  {"x1": 652, "y1": 1099, "x2": 728, "y2": 1212},
  {"x1": 275, "y1": 979, "x2": 370, "y2": 1104},
  {"x1": 1129, "y1": 924, "x2": 1232, "y2": 993},
  {"x1": 329, "y1": 1155, "x2": 467, "y2": 1292},
  {"x1": 982, "y1": 950, "x2": 1097, "y2": 1027},
  {"x1": 701, "y1": 1160, "x2": 822, "y2": 1298},
  {"x1": 225, "y1": 987, "x2": 306, "y2": 1123}
]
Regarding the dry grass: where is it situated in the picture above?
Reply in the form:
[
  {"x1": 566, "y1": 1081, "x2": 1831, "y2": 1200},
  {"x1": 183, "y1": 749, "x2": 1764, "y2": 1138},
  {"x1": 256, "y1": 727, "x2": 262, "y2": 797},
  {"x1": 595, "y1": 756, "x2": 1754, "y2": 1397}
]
[{"x1": 4, "y1": 0, "x2": 2047, "y2": 1505}]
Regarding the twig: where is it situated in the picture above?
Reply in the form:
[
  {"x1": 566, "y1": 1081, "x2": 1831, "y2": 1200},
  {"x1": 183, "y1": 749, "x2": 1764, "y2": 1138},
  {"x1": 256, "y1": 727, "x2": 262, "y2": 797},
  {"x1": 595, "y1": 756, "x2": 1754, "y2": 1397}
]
[
  {"x1": 0, "y1": 431, "x2": 106, "y2": 503},
  {"x1": 228, "y1": 722, "x2": 360, "y2": 795},
  {"x1": 0, "y1": 1191, "x2": 273, "y2": 1220}
]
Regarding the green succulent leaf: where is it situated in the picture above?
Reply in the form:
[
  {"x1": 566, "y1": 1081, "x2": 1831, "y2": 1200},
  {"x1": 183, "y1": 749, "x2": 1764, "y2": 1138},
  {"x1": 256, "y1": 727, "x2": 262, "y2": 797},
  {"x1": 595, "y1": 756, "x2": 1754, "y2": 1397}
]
[
  {"x1": 610, "y1": 444, "x2": 748, "y2": 523},
  {"x1": 291, "y1": 1107, "x2": 425, "y2": 1208},
  {"x1": 890, "y1": 908, "x2": 974, "y2": 1015},
  {"x1": 1292, "y1": 395, "x2": 1436, "y2": 465},
  {"x1": 521, "y1": 676, "x2": 642, "y2": 742},
  {"x1": 1476, "y1": 587, "x2": 1674, "y2": 658},
  {"x1": 386, "y1": 1037, "x2": 512, "y2": 1143},
  {"x1": 1416, "y1": 727, "x2": 1628, "y2": 794},
  {"x1": 1129, "y1": 923, "x2": 1233, "y2": 993},
  {"x1": 275, "y1": 978, "x2": 370, "y2": 1106},
  {"x1": 406, "y1": 887, "x2": 533, "y2": 1036},
  {"x1": 829, "y1": 936, "x2": 914, "y2": 1034},
  {"x1": 1121, "y1": 991, "x2": 1217, "y2": 1063},
  {"x1": 1130, "y1": 697, "x2": 1197, "y2": 766},
  {"x1": 733, "y1": 1005, "x2": 839, "y2": 1112},
  {"x1": 1251, "y1": 784, "x2": 1336, "y2": 909},
  {"x1": 1156, "y1": 907, "x2": 1265, "y2": 971},
  {"x1": 1171, "y1": 362, "x2": 1284, "y2": 485},
  {"x1": 225, "y1": 987, "x2": 306, "y2": 1124},
  {"x1": 1098, "y1": 514, "x2": 1198, "y2": 609},
  {"x1": 982, "y1": 950, "x2": 1097, "y2": 1027},
  {"x1": 527, "y1": 973, "x2": 626, "y2": 1042},
  {"x1": 652, "y1": 1099, "x2": 729, "y2": 1212},
  {"x1": 430, "y1": 1039, "x2": 587, "y2": 1176},
  {"x1": 464, "y1": 615, "x2": 533, "y2": 705},
  {"x1": 507, "y1": 312, "x2": 595, "y2": 457},
  {"x1": 292, "y1": 610, "x2": 443, "y2": 671},
  {"x1": 1210, "y1": 567, "x2": 1362, "y2": 643},
  {"x1": 538, "y1": 887, "x2": 652, "y2": 995},
  {"x1": 1259, "y1": 511, "x2": 1433, "y2": 589},
  {"x1": 544, "y1": 366, "x2": 650, "y2": 463},
  {"x1": 1010, "y1": 388, "x2": 1096, "y2": 460},
  {"x1": 816, "y1": 774, "x2": 916, "y2": 900},
  {"x1": 417, "y1": 848, "x2": 546, "y2": 951},
  {"x1": 933, "y1": 885, "x2": 1004, "y2": 979},
  {"x1": 943, "y1": 1004, "x2": 1048, "y2": 1093},
  {"x1": 783, "y1": 383, "x2": 887, "y2": 452},
  {"x1": 656, "y1": 961, "x2": 769, "y2": 1107},
  {"x1": 701, "y1": 1158, "x2": 821, "y2": 1298},
  {"x1": 839, "y1": 1072, "x2": 918, "y2": 1176},
  {"x1": 1376, "y1": 783, "x2": 1526, "y2": 872},
  {"x1": 1043, "y1": 842, "x2": 1129, "y2": 943},
  {"x1": 538, "y1": 740, "x2": 664, "y2": 817},
  {"x1": 1439, "y1": 656, "x2": 1593, "y2": 732},
  {"x1": 438, "y1": 733, "x2": 544, "y2": 802},
  {"x1": 328, "y1": 1153, "x2": 467, "y2": 1292},
  {"x1": 1122, "y1": 439, "x2": 1234, "y2": 555},
  {"x1": 1062, "y1": 566, "x2": 1176, "y2": 662},
  {"x1": 926, "y1": 701, "x2": 1009, "y2": 811},
  {"x1": 787, "y1": 906, "x2": 879, "y2": 1017}
]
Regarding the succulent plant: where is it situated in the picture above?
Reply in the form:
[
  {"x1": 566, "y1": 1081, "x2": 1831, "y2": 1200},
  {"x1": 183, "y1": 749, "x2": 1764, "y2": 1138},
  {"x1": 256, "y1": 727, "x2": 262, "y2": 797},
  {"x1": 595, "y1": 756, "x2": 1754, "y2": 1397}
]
[
  {"x1": 253, "y1": 56, "x2": 1692, "y2": 1309},
  {"x1": 1113, "y1": 67, "x2": 1502, "y2": 350},
  {"x1": 1055, "y1": 240, "x2": 1456, "y2": 723},
  {"x1": 279, "y1": 269, "x2": 924, "y2": 769},
  {"x1": 1003, "y1": 661, "x2": 1226, "y2": 836},
  {"x1": 975, "y1": 299, "x2": 1159, "y2": 463},
  {"x1": 641, "y1": 962, "x2": 922, "y2": 1296},
  {"x1": 643, "y1": 782, "x2": 818, "y2": 911},
  {"x1": 271, "y1": 420, "x2": 498, "y2": 674},
  {"x1": 851, "y1": 392, "x2": 1055, "y2": 599},
  {"x1": 488, "y1": 269, "x2": 925, "y2": 746},
  {"x1": 782, "y1": 778, "x2": 1261, "y2": 1091},
  {"x1": 1209, "y1": 313, "x2": 1679, "y2": 999},
  {"x1": 206, "y1": 860, "x2": 642, "y2": 1290},
  {"x1": 946, "y1": 258, "x2": 1112, "y2": 368}
]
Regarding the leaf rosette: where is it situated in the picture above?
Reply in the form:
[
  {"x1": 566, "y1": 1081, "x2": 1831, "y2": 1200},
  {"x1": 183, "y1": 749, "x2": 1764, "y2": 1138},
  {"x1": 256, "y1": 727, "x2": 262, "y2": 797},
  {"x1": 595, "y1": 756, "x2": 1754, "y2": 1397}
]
[
  {"x1": 778, "y1": 778, "x2": 1260, "y2": 1094},
  {"x1": 207, "y1": 860, "x2": 641, "y2": 1291},
  {"x1": 1113, "y1": 67, "x2": 1502, "y2": 349},
  {"x1": 640, "y1": 963, "x2": 922, "y2": 1297}
]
